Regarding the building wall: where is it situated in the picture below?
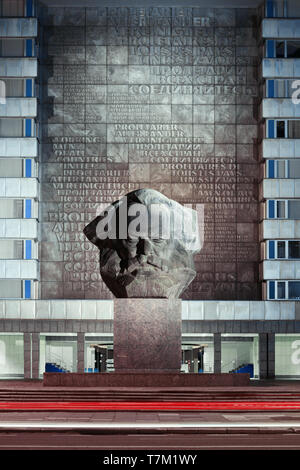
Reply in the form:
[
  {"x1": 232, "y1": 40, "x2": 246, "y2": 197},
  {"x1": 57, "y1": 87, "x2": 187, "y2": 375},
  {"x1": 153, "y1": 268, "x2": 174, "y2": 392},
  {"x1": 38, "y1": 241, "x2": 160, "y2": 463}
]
[
  {"x1": 38, "y1": 6, "x2": 261, "y2": 301},
  {"x1": 0, "y1": 0, "x2": 39, "y2": 301},
  {"x1": 261, "y1": 3, "x2": 300, "y2": 301}
]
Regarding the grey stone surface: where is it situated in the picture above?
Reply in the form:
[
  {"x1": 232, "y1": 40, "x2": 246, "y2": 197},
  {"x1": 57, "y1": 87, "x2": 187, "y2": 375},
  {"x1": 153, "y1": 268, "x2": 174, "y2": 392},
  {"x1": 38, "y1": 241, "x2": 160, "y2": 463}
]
[
  {"x1": 213, "y1": 332, "x2": 221, "y2": 374},
  {"x1": 77, "y1": 332, "x2": 85, "y2": 372},
  {"x1": 38, "y1": 6, "x2": 260, "y2": 301}
]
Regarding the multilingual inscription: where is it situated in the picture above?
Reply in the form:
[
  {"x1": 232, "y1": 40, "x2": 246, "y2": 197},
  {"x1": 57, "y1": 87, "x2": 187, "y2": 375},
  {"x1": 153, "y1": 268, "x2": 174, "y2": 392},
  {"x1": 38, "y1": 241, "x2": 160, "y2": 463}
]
[{"x1": 40, "y1": 7, "x2": 260, "y2": 300}]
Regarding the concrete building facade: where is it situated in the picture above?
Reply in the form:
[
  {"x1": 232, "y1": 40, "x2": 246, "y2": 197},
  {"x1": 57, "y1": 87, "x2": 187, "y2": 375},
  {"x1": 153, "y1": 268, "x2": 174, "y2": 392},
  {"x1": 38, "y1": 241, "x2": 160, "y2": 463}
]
[{"x1": 0, "y1": 0, "x2": 300, "y2": 380}]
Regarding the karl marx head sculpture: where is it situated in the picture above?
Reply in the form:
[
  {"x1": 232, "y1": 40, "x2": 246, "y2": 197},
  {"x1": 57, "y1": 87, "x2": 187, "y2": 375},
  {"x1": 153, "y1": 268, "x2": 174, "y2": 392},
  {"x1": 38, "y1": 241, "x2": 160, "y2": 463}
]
[{"x1": 83, "y1": 189, "x2": 201, "y2": 299}]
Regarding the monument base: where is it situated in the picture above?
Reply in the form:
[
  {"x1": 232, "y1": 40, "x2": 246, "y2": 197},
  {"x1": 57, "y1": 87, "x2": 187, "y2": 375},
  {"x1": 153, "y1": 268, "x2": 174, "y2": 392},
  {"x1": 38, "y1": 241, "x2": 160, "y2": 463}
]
[
  {"x1": 43, "y1": 372, "x2": 250, "y2": 387},
  {"x1": 114, "y1": 298, "x2": 182, "y2": 373}
]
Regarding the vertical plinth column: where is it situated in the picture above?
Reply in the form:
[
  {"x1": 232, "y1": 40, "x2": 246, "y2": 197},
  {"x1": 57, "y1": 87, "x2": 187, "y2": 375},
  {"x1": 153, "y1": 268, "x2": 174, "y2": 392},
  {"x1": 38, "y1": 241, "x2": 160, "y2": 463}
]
[
  {"x1": 214, "y1": 333, "x2": 221, "y2": 374},
  {"x1": 259, "y1": 333, "x2": 268, "y2": 379},
  {"x1": 259, "y1": 333, "x2": 275, "y2": 379},
  {"x1": 77, "y1": 332, "x2": 85, "y2": 373},
  {"x1": 24, "y1": 333, "x2": 31, "y2": 379},
  {"x1": 268, "y1": 333, "x2": 275, "y2": 379},
  {"x1": 114, "y1": 299, "x2": 182, "y2": 373},
  {"x1": 31, "y1": 333, "x2": 40, "y2": 379}
]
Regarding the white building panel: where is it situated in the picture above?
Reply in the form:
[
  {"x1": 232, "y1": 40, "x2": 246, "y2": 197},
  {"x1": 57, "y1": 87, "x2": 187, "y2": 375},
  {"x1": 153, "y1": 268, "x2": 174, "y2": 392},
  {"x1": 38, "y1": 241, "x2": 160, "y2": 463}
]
[
  {"x1": 0, "y1": 299, "x2": 296, "y2": 320},
  {"x1": 265, "y1": 301, "x2": 280, "y2": 320},
  {"x1": 262, "y1": 19, "x2": 300, "y2": 38},
  {"x1": 262, "y1": 59, "x2": 300, "y2": 78},
  {"x1": 263, "y1": 260, "x2": 300, "y2": 280},
  {"x1": 263, "y1": 99, "x2": 300, "y2": 119},
  {"x1": 263, "y1": 139, "x2": 300, "y2": 159},
  {"x1": 0, "y1": 219, "x2": 38, "y2": 239},
  {"x1": 19, "y1": 300, "x2": 36, "y2": 319},
  {"x1": 0, "y1": 18, "x2": 37, "y2": 37},
  {"x1": 261, "y1": 219, "x2": 300, "y2": 239},
  {"x1": 0, "y1": 260, "x2": 38, "y2": 279},
  {"x1": 263, "y1": 179, "x2": 300, "y2": 198},
  {"x1": 0, "y1": 178, "x2": 38, "y2": 198},
  {"x1": 0, "y1": 58, "x2": 37, "y2": 77},
  {"x1": 0, "y1": 98, "x2": 37, "y2": 118},
  {"x1": 0, "y1": 138, "x2": 38, "y2": 157}
]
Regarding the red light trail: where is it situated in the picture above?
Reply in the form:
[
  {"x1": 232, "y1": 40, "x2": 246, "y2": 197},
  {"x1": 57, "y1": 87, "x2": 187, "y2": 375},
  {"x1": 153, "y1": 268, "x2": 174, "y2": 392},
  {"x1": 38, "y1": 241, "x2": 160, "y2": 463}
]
[{"x1": 1, "y1": 401, "x2": 300, "y2": 411}]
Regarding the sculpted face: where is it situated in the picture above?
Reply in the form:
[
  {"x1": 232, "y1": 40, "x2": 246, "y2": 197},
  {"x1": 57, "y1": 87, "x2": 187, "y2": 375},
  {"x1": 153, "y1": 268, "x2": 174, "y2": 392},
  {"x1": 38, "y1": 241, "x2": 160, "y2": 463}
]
[{"x1": 83, "y1": 189, "x2": 201, "y2": 298}]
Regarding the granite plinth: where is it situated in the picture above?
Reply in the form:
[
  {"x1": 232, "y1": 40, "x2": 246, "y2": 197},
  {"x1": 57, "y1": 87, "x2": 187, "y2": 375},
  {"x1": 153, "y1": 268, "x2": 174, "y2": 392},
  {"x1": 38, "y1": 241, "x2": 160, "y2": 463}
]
[
  {"x1": 43, "y1": 372, "x2": 250, "y2": 387},
  {"x1": 114, "y1": 299, "x2": 182, "y2": 372}
]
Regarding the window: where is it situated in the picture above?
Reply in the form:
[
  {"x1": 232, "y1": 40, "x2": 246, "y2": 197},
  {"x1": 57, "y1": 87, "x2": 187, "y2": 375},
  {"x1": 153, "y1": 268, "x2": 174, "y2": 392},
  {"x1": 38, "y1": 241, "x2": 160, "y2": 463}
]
[
  {"x1": 288, "y1": 282, "x2": 300, "y2": 300},
  {"x1": 0, "y1": 280, "x2": 22, "y2": 298},
  {"x1": 287, "y1": 0, "x2": 300, "y2": 17},
  {"x1": 268, "y1": 281, "x2": 300, "y2": 300},
  {"x1": 277, "y1": 200, "x2": 286, "y2": 218},
  {"x1": 277, "y1": 281, "x2": 286, "y2": 299},
  {"x1": 289, "y1": 241, "x2": 300, "y2": 258},
  {"x1": 268, "y1": 240, "x2": 300, "y2": 259},
  {"x1": 0, "y1": 240, "x2": 23, "y2": 259},
  {"x1": 267, "y1": 120, "x2": 300, "y2": 139},
  {"x1": 288, "y1": 121, "x2": 300, "y2": 139},
  {"x1": 277, "y1": 120, "x2": 285, "y2": 138},
  {"x1": 0, "y1": 199, "x2": 24, "y2": 218},
  {"x1": 287, "y1": 41, "x2": 300, "y2": 58},
  {"x1": 0, "y1": 0, "x2": 25, "y2": 16},
  {"x1": 0, "y1": 39, "x2": 24, "y2": 57},
  {"x1": 289, "y1": 200, "x2": 300, "y2": 218},
  {"x1": 290, "y1": 160, "x2": 300, "y2": 178},
  {"x1": 276, "y1": 40, "x2": 285, "y2": 58},
  {"x1": 0, "y1": 119, "x2": 23, "y2": 137},
  {"x1": 267, "y1": 160, "x2": 296, "y2": 179},
  {"x1": 0, "y1": 119, "x2": 36, "y2": 137},
  {"x1": 266, "y1": 1, "x2": 286, "y2": 18},
  {"x1": 0, "y1": 158, "x2": 23, "y2": 177},
  {"x1": 266, "y1": 40, "x2": 300, "y2": 58},
  {"x1": 221, "y1": 334, "x2": 259, "y2": 378},
  {"x1": 266, "y1": 79, "x2": 300, "y2": 98},
  {"x1": 266, "y1": 0, "x2": 300, "y2": 17},
  {"x1": 277, "y1": 241, "x2": 286, "y2": 258},
  {"x1": 268, "y1": 200, "x2": 300, "y2": 219}
]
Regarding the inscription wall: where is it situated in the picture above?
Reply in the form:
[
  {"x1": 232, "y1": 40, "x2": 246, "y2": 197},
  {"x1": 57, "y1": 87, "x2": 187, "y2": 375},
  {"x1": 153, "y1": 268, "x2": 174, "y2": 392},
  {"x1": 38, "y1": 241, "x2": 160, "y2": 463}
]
[{"x1": 39, "y1": 6, "x2": 261, "y2": 300}]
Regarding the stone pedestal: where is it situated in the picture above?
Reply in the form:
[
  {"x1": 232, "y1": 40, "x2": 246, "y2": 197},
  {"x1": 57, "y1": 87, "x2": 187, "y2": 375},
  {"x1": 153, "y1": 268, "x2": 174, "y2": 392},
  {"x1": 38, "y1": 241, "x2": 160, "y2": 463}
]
[{"x1": 114, "y1": 299, "x2": 182, "y2": 373}]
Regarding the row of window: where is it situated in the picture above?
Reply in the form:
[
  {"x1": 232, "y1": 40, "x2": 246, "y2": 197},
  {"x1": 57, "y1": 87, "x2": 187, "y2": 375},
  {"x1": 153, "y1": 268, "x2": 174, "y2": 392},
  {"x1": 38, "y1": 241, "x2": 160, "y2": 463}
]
[
  {"x1": 0, "y1": 118, "x2": 36, "y2": 137},
  {"x1": 0, "y1": 279, "x2": 32, "y2": 299},
  {"x1": 0, "y1": 39, "x2": 36, "y2": 58},
  {"x1": 0, "y1": 0, "x2": 34, "y2": 17},
  {"x1": 267, "y1": 120, "x2": 300, "y2": 139},
  {"x1": 269, "y1": 280, "x2": 300, "y2": 300},
  {"x1": 0, "y1": 158, "x2": 35, "y2": 178},
  {"x1": 266, "y1": 0, "x2": 300, "y2": 18},
  {"x1": 266, "y1": 40, "x2": 300, "y2": 59},
  {"x1": 266, "y1": 79, "x2": 300, "y2": 99},
  {"x1": 0, "y1": 198, "x2": 36, "y2": 218},
  {"x1": 268, "y1": 240, "x2": 300, "y2": 259},
  {"x1": 0, "y1": 239, "x2": 35, "y2": 260},
  {"x1": 0, "y1": 79, "x2": 35, "y2": 98},
  {"x1": 266, "y1": 159, "x2": 300, "y2": 178},
  {"x1": 267, "y1": 199, "x2": 300, "y2": 219}
]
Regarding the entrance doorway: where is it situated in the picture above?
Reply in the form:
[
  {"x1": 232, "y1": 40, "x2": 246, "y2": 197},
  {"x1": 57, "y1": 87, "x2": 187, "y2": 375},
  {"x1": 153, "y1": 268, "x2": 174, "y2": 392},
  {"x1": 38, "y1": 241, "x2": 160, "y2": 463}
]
[{"x1": 182, "y1": 342, "x2": 214, "y2": 373}]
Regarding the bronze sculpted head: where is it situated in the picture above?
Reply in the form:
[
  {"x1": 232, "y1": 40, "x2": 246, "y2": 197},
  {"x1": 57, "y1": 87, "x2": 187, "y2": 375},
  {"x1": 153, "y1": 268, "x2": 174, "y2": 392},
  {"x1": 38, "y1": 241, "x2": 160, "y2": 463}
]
[{"x1": 83, "y1": 189, "x2": 201, "y2": 298}]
